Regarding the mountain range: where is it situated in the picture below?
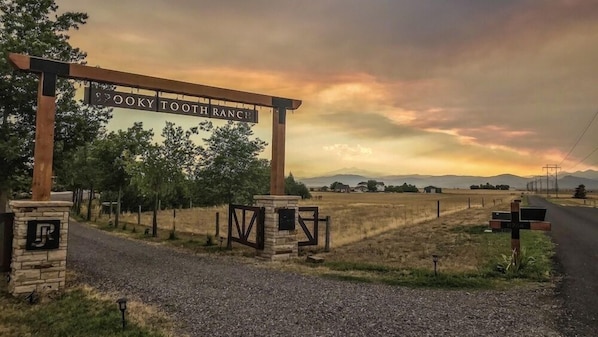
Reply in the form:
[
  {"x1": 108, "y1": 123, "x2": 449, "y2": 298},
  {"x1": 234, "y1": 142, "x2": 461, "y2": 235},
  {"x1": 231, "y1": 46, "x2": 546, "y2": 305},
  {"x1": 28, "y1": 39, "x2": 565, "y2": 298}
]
[{"x1": 297, "y1": 169, "x2": 598, "y2": 190}]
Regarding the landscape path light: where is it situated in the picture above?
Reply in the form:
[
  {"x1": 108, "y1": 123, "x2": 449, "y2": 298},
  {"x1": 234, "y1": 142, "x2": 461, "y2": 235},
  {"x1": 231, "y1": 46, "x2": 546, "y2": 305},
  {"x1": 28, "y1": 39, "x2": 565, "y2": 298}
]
[{"x1": 117, "y1": 298, "x2": 127, "y2": 330}]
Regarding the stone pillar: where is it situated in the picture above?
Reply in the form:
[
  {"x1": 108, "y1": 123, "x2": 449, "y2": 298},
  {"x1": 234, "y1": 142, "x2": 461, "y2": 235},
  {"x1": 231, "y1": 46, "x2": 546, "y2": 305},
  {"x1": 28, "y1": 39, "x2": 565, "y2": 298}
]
[
  {"x1": 254, "y1": 195, "x2": 300, "y2": 261},
  {"x1": 8, "y1": 200, "x2": 72, "y2": 296}
]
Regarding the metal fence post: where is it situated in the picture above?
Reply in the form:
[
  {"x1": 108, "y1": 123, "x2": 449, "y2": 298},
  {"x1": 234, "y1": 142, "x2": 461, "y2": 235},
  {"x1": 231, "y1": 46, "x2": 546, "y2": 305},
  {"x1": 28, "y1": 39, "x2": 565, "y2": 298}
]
[{"x1": 437, "y1": 200, "x2": 440, "y2": 218}]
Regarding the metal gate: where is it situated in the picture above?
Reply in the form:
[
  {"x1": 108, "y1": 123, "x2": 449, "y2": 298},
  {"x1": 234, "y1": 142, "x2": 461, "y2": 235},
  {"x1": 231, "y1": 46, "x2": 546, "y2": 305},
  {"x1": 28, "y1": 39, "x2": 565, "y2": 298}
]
[
  {"x1": 227, "y1": 204, "x2": 265, "y2": 250},
  {"x1": 0, "y1": 213, "x2": 14, "y2": 272},
  {"x1": 298, "y1": 207, "x2": 319, "y2": 247}
]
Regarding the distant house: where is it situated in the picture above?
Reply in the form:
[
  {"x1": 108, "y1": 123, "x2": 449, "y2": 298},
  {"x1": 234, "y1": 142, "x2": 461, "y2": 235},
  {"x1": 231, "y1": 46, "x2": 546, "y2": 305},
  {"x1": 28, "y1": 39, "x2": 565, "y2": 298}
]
[
  {"x1": 353, "y1": 185, "x2": 368, "y2": 192},
  {"x1": 376, "y1": 182, "x2": 385, "y2": 192},
  {"x1": 423, "y1": 186, "x2": 442, "y2": 193},
  {"x1": 334, "y1": 184, "x2": 351, "y2": 193}
]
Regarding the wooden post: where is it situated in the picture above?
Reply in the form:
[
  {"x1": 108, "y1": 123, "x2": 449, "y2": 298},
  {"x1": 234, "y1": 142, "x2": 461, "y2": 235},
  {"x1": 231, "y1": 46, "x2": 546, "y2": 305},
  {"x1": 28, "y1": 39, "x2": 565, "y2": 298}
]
[
  {"x1": 510, "y1": 200, "x2": 521, "y2": 257},
  {"x1": 31, "y1": 74, "x2": 57, "y2": 201},
  {"x1": 324, "y1": 216, "x2": 331, "y2": 252},
  {"x1": 482, "y1": 197, "x2": 485, "y2": 207},
  {"x1": 437, "y1": 200, "x2": 440, "y2": 218},
  {"x1": 270, "y1": 107, "x2": 286, "y2": 195},
  {"x1": 215, "y1": 212, "x2": 220, "y2": 238},
  {"x1": 468, "y1": 197, "x2": 471, "y2": 209},
  {"x1": 137, "y1": 205, "x2": 141, "y2": 225},
  {"x1": 227, "y1": 207, "x2": 233, "y2": 249}
]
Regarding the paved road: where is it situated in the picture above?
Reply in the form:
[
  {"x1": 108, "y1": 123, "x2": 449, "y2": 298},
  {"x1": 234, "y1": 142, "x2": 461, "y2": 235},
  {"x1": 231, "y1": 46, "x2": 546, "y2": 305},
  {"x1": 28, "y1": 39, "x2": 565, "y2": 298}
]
[
  {"x1": 66, "y1": 221, "x2": 560, "y2": 337},
  {"x1": 529, "y1": 196, "x2": 598, "y2": 336}
]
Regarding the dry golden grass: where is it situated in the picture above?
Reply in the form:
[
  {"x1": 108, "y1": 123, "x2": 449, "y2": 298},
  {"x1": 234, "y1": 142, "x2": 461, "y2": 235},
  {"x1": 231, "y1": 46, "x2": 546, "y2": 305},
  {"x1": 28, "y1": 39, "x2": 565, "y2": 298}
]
[
  {"x1": 547, "y1": 192, "x2": 598, "y2": 207},
  {"x1": 304, "y1": 190, "x2": 517, "y2": 247},
  {"x1": 325, "y1": 205, "x2": 503, "y2": 272},
  {"x1": 103, "y1": 189, "x2": 518, "y2": 251}
]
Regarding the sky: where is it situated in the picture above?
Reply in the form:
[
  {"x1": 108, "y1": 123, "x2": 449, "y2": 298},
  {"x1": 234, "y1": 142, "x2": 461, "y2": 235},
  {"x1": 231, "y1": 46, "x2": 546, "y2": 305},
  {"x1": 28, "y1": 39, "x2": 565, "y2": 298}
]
[{"x1": 56, "y1": 0, "x2": 598, "y2": 178}]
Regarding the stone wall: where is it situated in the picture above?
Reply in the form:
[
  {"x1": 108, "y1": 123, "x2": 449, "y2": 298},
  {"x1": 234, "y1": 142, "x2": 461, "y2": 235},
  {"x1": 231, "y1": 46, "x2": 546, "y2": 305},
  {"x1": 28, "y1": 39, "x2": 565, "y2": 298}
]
[
  {"x1": 254, "y1": 195, "x2": 300, "y2": 261},
  {"x1": 8, "y1": 200, "x2": 72, "y2": 296}
]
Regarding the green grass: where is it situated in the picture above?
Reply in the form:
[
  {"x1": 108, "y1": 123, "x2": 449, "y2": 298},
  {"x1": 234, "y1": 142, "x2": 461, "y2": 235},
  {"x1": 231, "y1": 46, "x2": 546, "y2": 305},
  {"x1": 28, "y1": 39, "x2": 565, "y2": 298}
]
[
  {"x1": 0, "y1": 284, "x2": 166, "y2": 337},
  {"x1": 315, "y1": 223, "x2": 555, "y2": 289}
]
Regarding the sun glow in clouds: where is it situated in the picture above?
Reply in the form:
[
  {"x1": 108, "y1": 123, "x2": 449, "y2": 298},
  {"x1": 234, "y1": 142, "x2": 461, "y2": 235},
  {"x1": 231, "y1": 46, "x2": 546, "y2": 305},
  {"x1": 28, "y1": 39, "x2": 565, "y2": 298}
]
[{"x1": 323, "y1": 144, "x2": 373, "y2": 161}]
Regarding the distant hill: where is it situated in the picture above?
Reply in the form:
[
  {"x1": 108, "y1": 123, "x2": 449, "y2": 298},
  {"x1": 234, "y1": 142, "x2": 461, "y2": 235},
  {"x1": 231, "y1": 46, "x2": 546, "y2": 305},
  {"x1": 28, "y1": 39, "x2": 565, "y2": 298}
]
[
  {"x1": 561, "y1": 170, "x2": 598, "y2": 181},
  {"x1": 557, "y1": 175, "x2": 598, "y2": 190},
  {"x1": 298, "y1": 172, "x2": 598, "y2": 190}
]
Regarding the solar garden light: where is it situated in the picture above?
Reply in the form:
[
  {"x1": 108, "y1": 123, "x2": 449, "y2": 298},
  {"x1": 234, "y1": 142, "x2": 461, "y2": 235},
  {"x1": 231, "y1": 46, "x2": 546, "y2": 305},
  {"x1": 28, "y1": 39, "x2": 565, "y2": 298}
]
[
  {"x1": 432, "y1": 255, "x2": 439, "y2": 277},
  {"x1": 116, "y1": 298, "x2": 127, "y2": 330}
]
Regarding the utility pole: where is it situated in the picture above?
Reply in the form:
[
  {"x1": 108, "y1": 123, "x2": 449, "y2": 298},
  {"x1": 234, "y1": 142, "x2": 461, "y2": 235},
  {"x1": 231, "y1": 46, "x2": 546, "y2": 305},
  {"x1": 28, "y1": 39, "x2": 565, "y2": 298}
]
[{"x1": 542, "y1": 165, "x2": 561, "y2": 198}]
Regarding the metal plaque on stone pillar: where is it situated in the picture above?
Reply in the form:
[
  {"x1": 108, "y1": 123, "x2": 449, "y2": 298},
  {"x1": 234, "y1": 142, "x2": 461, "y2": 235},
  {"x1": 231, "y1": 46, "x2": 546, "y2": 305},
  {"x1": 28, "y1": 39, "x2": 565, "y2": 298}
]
[{"x1": 26, "y1": 220, "x2": 60, "y2": 250}]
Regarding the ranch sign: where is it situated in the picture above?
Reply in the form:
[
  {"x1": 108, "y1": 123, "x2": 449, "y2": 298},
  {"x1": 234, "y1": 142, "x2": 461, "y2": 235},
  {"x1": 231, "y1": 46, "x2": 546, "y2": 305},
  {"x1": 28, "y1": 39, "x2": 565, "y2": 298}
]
[{"x1": 84, "y1": 87, "x2": 258, "y2": 123}]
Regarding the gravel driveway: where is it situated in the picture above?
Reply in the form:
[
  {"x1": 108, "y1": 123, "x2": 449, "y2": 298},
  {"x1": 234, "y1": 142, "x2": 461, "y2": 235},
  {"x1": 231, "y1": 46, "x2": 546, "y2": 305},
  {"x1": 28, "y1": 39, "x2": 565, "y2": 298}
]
[{"x1": 67, "y1": 221, "x2": 561, "y2": 337}]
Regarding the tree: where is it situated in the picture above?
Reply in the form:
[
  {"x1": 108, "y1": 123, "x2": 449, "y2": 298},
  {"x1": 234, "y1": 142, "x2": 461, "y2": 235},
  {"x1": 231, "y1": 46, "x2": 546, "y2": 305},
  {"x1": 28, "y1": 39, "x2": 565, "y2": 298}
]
[
  {"x1": 195, "y1": 121, "x2": 268, "y2": 206},
  {"x1": 285, "y1": 173, "x2": 311, "y2": 199},
  {"x1": 130, "y1": 122, "x2": 197, "y2": 237},
  {"x1": 573, "y1": 184, "x2": 587, "y2": 199},
  {"x1": 367, "y1": 180, "x2": 378, "y2": 192},
  {"x1": 0, "y1": 0, "x2": 111, "y2": 211},
  {"x1": 92, "y1": 122, "x2": 153, "y2": 226},
  {"x1": 330, "y1": 181, "x2": 344, "y2": 191}
]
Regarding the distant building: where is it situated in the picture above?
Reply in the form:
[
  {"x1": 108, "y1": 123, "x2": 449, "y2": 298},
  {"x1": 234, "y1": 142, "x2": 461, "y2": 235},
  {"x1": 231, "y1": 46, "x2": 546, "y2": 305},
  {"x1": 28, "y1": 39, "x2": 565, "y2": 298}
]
[
  {"x1": 353, "y1": 185, "x2": 367, "y2": 192},
  {"x1": 423, "y1": 186, "x2": 442, "y2": 193},
  {"x1": 334, "y1": 184, "x2": 351, "y2": 193}
]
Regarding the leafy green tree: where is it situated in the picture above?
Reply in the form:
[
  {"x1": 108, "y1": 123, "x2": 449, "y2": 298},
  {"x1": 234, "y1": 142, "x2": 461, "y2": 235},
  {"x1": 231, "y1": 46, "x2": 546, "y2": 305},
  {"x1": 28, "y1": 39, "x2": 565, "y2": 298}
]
[
  {"x1": 0, "y1": 0, "x2": 110, "y2": 210},
  {"x1": 195, "y1": 121, "x2": 268, "y2": 206},
  {"x1": 285, "y1": 173, "x2": 311, "y2": 199},
  {"x1": 130, "y1": 122, "x2": 197, "y2": 236},
  {"x1": 92, "y1": 122, "x2": 153, "y2": 227}
]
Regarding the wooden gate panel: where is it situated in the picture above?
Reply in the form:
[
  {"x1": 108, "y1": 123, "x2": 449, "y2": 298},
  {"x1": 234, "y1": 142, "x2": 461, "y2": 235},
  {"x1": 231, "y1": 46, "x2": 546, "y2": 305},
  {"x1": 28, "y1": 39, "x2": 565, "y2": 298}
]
[
  {"x1": 227, "y1": 205, "x2": 264, "y2": 250},
  {"x1": 298, "y1": 207, "x2": 319, "y2": 247}
]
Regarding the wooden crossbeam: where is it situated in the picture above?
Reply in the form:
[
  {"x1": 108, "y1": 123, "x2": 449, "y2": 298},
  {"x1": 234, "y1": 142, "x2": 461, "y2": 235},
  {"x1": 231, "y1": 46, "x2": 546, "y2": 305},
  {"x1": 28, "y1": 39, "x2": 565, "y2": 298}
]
[
  {"x1": 8, "y1": 53, "x2": 302, "y2": 109},
  {"x1": 489, "y1": 220, "x2": 551, "y2": 231}
]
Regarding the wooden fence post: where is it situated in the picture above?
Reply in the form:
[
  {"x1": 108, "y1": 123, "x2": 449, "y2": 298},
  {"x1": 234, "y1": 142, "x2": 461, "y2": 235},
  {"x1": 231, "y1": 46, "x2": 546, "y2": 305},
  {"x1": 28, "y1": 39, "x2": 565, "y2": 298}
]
[
  {"x1": 324, "y1": 216, "x2": 331, "y2": 252},
  {"x1": 468, "y1": 197, "x2": 471, "y2": 209},
  {"x1": 137, "y1": 205, "x2": 141, "y2": 225},
  {"x1": 437, "y1": 200, "x2": 440, "y2": 218},
  {"x1": 227, "y1": 206, "x2": 233, "y2": 249},
  {"x1": 482, "y1": 198, "x2": 485, "y2": 207},
  {"x1": 215, "y1": 212, "x2": 220, "y2": 238}
]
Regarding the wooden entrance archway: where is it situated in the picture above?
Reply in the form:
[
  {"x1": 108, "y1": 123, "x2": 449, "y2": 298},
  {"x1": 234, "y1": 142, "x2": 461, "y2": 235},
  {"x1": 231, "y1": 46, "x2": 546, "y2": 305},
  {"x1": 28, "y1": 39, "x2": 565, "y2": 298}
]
[{"x1": 8, "y1": 53, "x2": 301, "y2": 200}]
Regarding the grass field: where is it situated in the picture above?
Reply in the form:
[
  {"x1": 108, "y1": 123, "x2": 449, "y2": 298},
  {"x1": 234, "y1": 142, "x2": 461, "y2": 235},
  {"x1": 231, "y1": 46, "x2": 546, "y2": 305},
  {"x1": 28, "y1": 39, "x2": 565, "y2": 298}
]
[
  {"x1": 110, "y1": 189, "x2": 519, "y2": 249},
  {"x1": 546, "y1": 192, "x2": 597, "y2": 207}
]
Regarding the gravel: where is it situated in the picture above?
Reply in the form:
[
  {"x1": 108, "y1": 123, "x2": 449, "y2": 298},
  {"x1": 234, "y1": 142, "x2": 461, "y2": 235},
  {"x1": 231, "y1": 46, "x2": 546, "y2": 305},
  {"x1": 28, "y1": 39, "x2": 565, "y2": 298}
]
[{"x1": 67, "y1": 222, "x2": 562, "y2": 337}]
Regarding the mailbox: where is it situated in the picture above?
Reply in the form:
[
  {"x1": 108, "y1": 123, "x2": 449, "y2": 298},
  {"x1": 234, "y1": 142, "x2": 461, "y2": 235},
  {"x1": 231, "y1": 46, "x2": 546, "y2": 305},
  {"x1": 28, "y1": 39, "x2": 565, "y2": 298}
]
[
  {"x1": 278, "y1": 208, "x2": 295, "y2": 230},
  {"x1": 521, "y1": 207, "x2": 546, "y2": 221},
  {"x1": 492, "y1": 211, "x2": 511, "y2": 220}
]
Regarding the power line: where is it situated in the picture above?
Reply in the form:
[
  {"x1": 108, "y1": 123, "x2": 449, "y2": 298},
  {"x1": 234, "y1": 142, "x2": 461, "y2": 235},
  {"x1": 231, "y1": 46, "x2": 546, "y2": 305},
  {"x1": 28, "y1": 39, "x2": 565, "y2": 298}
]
[
  {"x1": 566, "y1": 146, "x2": 598, "y2": 171},
  {"x1": 559, "y1": 110, "x2": 598, "y2": 167}
]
